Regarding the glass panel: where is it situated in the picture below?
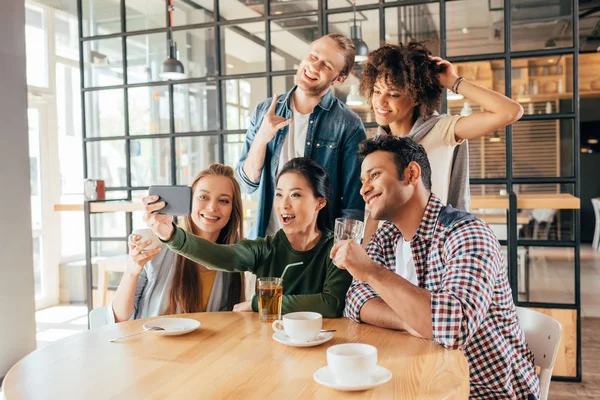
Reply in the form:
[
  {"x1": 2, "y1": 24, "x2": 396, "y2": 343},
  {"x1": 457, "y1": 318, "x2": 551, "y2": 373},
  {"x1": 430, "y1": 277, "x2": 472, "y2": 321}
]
[
  {"x1": 385, "y1": 3, "x2": 441, "y2": 56},
  {"x1": 125, "y1": 0, "x2": 165, "y2": 31},
  {"x1": 446, "y1": 60, "x2": 505, "y2": 105},
  {"x1": 513, "y1": 184, "x2": 575, "y2": 242},
  {"x1": 224, "y1": 139, "x2": 259, "y2": 237},
  {"x1": 174, "y1": 82, "x2": 219, "y2": 132},
  {"x1": 126, "y1": 33, "x2": 168, "y2": 84},
  {"x1": 128, "y1": 86, "x2": 170, "y2": 135},
  {"x1": 85, "y1": 90, "x2": 125, "y2": 138},
  {"x1": 25, "y1": 5, "x2": 48, "y2": 88},
  {"x1": 222, "y1": 22, "x2": 267, "y2": 75},
  {"x1": 580, "y1": 53, "x2": 600, "y2": 96},
  {"x1": 469, "y1": 184, "x2": 509, "y2": 241},
  {"x1": 331, "y1": 73, "x2": 374, "y2": 123},
  {"x1": 83, "y1": 38, "x2": 123, "y2": 87},
  {"x1": 270, "y1": 17, "x2": 318, "y2": 71},
  {"x1": 55, "y1": 12, "x2": 79, "y2": 61},
  {"x1": 28, "y1": 109, "x2": 42, "y2": 231},
  {"x1": 511, "y1": 0, "x2": 573, "y2": 52},
  {"x1": 512, "y1": 56, "x2": 573, "y2": 114},
  {"x1": 219, "y1": 0, "x2": 264, "y2": 20},
  {"x1": 92, "y1": 241, "x2": 128, "y2": 257},
  {"x1": 173, "y1": 27, "x2": 217, "y2": 78},
  {"x1": 91, "y1": 212, "x2": 126, "y2": 238},
  {"x1": 130, "y1": 138, "x2": 172, "y2": 187},
  {"x1": 175, "y1": 136, "x2": 220, "y2": 184},
  {"x1": 446, "y1": 0, "x2": 504, "y2": 57},
  {"x1": 327, "y1": 10, "x2": 379, "y2": 59},
  {"x1": 328, "y1": 0, "x2": 378, "y2": 9},
  {"x1": 271, "y1": 0, "x2": 317, "y2": 14},
  {"x1": 512, "y1": 119, "x2": 573, "y2": 178},
  {"x1": 173, "y1": 0, "x2": 214, "y2": 25},
  {"x1": 466, "y1": 128, "x2": 507, "y2": 180},
  {"x1": 518, "y1": 246, "x2": 575, "y2": 304},
  {"x1": 82, "y1": 0, "x2": 121, "y2": 36},
  {"x1": 224, "y1": 78, "x2": 267, "y2": 130},
  {"x1": 272, "y1": 75, "x2": 296, "y2": 95},
  {"x1": 87, "y1": 140, "x2": 127, "y2": 187},
  {"x1": 33, "y1": 237, "x2": 43, "y2": 298},
  {"x1": 132, "y1": 190, "x2": 148, "y2": 230}
]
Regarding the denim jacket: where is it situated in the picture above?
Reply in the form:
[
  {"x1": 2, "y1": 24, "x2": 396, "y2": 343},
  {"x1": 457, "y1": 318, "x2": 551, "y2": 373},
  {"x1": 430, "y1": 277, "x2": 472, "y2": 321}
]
[{"x1": 236, "y1": 86, "x2": 366, "y2": 239}]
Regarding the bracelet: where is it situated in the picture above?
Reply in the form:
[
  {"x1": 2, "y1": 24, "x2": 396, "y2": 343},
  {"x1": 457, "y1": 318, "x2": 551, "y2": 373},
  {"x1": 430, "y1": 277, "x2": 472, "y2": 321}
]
[{"x1": 451, "y1": 77, "x2": 465, "y2": 94}]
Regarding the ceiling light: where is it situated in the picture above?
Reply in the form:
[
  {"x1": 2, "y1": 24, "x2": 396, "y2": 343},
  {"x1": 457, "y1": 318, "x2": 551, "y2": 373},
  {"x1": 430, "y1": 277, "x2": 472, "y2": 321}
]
[
  {"x1": 346, "y1": 85, "x2": 364, "y2": 106},
  {"x1": 588, "y1": 138, "x2": 599, "y2": 144},
  {"x1": 581, "y1": 147, "x2": 590, "y2": 153},
  {"x1": 160, "y1": 4, "x2": 186, "y2": 81},
  {"x1": 350, "y1": 1, "x2": 368, "y2": 62},
  {"x1": 462, "y1": 28, "x2": 469, "y2": 34},
  {"x1": 489, "y1": 132, "x2": 501, "y2": 143},
  {"x1": 227, "y1": 63, "x2": 234, "y2": 69},
  {"x1": 548, "y1": 59, "x2": 555, "y2": 64}
]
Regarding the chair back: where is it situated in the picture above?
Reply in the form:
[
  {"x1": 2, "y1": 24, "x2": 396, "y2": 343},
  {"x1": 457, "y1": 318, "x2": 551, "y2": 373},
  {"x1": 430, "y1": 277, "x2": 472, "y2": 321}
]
[
  {"x1": 516, "y1": 307, "x2": 562, "y2": 400},
  {"x1": 89, "y1": 306, "x2": 108, "y2": 330},
  {"x1": 592, "y1": 198, "x2": 600, "y2": 220}
]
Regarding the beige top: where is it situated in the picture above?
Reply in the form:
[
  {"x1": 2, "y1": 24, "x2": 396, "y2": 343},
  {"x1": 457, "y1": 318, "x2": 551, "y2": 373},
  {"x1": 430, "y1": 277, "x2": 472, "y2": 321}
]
[
  {"x1": 3, "y1": 312, "x2": 470, "y2": 400},
  {"x1": 417, "y1": 115, "x2": 462, "y2": 204}
]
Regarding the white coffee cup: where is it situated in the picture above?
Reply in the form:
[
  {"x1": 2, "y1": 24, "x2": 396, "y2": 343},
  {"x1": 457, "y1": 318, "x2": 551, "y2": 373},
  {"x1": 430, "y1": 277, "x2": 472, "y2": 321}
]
[
  {"x1": 326, "y1": 343, "x2": 378, "y2": 385},
  {"x1": 129, "y1": 228, "x2": 161, "y2": 252},
  {"x1": 272, "y1": 312, "x2": 322, "y2": 342}
]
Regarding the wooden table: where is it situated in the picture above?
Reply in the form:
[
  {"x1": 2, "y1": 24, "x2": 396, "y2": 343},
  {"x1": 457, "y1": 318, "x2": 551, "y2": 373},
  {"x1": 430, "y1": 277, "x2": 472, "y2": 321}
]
[{"x1": 3, "y1": 313, "x2": 470, "y2": 399}]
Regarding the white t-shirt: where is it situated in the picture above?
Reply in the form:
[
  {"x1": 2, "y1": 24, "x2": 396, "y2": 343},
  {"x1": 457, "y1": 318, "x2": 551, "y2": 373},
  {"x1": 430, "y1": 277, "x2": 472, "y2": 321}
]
[
  {"x1": 395, "y1": 238, "x2": 418, "y2": 286},
  {"x1": 265, "y1": 100, "x2": 311, "y2": 235}
]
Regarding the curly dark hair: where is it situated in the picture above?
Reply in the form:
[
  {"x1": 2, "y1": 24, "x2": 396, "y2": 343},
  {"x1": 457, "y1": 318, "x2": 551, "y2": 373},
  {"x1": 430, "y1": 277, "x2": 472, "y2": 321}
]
[
  {"x1": 358, "y1": 135, "x2": 432, "y2": 191},
  {"x1": 359, "y1": 41, "x2": 443, "y2": 119}
]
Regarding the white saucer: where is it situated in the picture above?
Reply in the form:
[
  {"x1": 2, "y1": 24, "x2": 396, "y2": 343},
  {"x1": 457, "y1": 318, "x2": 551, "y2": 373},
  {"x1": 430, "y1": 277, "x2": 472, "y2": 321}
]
[
  {"x1": 272, "y1": 331, "x2": 334, "y2": 347},
  {"x1": 313, "y1": 365, "x2": 392, "y2": 391},
  {"x1": 143, "y1": 318, "x2": 201, "y2": 336}
]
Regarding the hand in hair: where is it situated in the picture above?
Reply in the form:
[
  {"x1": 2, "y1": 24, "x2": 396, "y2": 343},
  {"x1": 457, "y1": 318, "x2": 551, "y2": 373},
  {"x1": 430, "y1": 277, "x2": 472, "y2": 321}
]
[
  {"x1": 126, "y1": 237, "x2": 161, "y2": 276},
  {"x1": 255, "y1": 94, "x2": 292, "y2": 146},
  {"x1": 143, "y1": 195, "x2": 175, "y2": 241},
  {"x1": 429, "y1": 56, "x2": 459, "y2": 91}
]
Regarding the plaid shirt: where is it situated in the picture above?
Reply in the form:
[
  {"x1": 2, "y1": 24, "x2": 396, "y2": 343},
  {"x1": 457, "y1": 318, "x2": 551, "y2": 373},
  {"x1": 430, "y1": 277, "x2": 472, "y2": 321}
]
[{"x1": 345, "y1": 194, "x2": 540, "y2": 399}]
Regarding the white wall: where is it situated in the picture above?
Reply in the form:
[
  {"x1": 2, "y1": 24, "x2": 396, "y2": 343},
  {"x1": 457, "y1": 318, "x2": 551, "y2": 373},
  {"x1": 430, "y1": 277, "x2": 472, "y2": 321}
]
[{"x1": 0, "y1": 0, "x2": 37, "y2": 379}]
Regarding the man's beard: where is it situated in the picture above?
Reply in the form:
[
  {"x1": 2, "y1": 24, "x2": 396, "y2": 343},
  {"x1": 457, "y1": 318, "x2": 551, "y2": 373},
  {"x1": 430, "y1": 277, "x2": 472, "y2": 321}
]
[{"x1": 296, "y1": 70, "x2": 337, "y2": 96}]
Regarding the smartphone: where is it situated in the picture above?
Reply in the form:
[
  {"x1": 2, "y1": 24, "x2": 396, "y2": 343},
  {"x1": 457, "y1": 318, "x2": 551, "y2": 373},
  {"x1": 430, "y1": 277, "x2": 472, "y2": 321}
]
[{"x1": 148, "y1": 185, "x2": 192, "y2": 216}]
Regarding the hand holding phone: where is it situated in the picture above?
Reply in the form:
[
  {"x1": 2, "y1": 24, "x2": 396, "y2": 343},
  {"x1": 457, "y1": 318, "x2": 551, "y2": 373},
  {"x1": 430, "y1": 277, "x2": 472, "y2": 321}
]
[{"x1": 148, "y1": 185, "x2": 192, "y2": 216}]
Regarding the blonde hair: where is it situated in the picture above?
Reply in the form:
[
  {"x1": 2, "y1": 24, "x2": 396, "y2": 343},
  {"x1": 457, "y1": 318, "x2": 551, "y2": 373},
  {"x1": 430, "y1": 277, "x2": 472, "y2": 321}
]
[{"x1": 167, "y1": 164, "x2": 244, "y2": 314}]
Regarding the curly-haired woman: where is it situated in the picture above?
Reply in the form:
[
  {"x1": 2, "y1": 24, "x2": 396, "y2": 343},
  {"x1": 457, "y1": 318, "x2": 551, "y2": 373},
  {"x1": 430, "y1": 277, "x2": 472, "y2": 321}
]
[{"x1": 360, "y1": 42, "x2": 523, "y2": 251}]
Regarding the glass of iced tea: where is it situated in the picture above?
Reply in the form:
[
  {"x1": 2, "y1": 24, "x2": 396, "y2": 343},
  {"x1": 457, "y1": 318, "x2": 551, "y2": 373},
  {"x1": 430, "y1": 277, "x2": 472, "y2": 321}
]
[{"x1": 257, "y1": 277, "x2": 283, "y2": 322}]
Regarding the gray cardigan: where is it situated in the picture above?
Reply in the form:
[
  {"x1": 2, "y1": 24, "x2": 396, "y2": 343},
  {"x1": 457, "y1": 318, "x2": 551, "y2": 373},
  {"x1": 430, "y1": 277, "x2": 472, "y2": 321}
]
[{"x1": 107, "y1": 247, "x2": 241, "y2": 324}]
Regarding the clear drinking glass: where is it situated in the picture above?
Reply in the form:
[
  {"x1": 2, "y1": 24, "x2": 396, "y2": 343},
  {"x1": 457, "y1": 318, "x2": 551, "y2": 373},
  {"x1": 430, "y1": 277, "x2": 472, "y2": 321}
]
[
  {"x1": 334, "y1": 218, "x2": 365, "y2": 244},
  {"x1": 256, "y1": 277, "x2": 283, "y2": 322}
]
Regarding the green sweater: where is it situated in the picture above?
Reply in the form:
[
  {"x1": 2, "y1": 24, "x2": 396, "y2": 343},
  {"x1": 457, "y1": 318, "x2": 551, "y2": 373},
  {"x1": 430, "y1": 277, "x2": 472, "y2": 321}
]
[{"x1": 164, "y1": 228, "x2": 351, "y2": 318}]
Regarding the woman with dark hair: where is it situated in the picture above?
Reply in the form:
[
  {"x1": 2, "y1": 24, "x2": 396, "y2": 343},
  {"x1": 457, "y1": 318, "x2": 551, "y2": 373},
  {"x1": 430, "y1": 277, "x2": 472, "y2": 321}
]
[
  {"x1": 360, "y1": 41, "x2": 523, "y2": 248},
  {"x1": 110, "y1": 164, "x2": 245, "y2": 323},
  {"x1": 143, "y1": 157, "x2": 352, "y2": 318}
]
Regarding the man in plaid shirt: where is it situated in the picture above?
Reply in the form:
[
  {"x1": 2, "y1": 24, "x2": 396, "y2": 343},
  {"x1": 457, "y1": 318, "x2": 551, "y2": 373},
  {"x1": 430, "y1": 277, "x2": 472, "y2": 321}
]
[{"x1": 331, "y1": 136, "x2": 540, "y2": 399}]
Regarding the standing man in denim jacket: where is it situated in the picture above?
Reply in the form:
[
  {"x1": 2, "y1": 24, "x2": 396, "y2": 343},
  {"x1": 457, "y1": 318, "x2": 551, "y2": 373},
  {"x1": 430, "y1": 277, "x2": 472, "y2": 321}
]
[{"x1": 236, "y1": 34, "x2": 367, "y2": 239}]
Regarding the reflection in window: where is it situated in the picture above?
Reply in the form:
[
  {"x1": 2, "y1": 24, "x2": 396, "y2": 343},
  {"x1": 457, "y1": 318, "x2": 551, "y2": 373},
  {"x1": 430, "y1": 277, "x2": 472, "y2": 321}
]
[
  {"x1": 55, "y1": 12, "x2": 79, "y2": 61},
  {"x1": 173, "y1": 28, "x2": 217, "y2": 78},
  {"x1": 175, "y1": 136, "x2": 219, "y2": 184},
  {"x1": 25, "y1": 5, "x2": 48, "y2": 88},
  {"x1": 28, "y1": 109, "x2": 42, "y2": 231},
  {"x1": 126, "y1": 33, "x2": 168, "y2": 84},
  {"x1": 125, "y1": 0, "x2": 165, "y2": 32},
  {"x1": 174, "y1": 82, "x2": 218, "y2": 132},
  {"x1": 222, "y1": 23, "x2": 266, "y2": 75},
  {"x1": 225, "y1": 78, "x2": 267, "y2": 130},
  {"x1": 385, "y1": 4, "x2": 440, "y2": 56},
  {"x1": 130, "y1": 138, "x2": 172, "y2": 187},
  {"x1": 87, "y1": 140, "x2": 127, "y2": 187},
  {"x1": 86, "y1": 89, "x2": 125, "y2": 138},
  {"x1": 446, "y1": 0, "x2": 503, "y2": 57},
  {"x1": 511, "y1": 0, "x2": 573, "y2": 52},
  {"x1": 128, "y1": 86, "x2": 170, "y2": 135},
  {"x1": 82, "y1": 0, "x2": 120, "y2": 36},
  {"x1": 173, "y1": 0, "x2": 214, "y2": 26},
  {"x1": 83, "y1": 38, "x2": 123, "y2": 87}
]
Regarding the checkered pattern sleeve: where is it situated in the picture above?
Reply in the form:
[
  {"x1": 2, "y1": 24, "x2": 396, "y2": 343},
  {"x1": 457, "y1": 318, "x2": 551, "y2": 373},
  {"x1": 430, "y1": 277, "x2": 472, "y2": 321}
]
[
  {"x1": 430, "y1": 219, "x2": 502, "y2": 350},
  {"x1": 344, "y1": 223, "x2": 397, "y2": 322}
]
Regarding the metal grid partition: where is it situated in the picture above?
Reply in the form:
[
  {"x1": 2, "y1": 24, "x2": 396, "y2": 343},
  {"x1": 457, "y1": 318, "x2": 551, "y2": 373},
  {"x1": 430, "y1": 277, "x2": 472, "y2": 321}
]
[{"x1": 77, "y1": 0, "x2": 581, "y2": 381}]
